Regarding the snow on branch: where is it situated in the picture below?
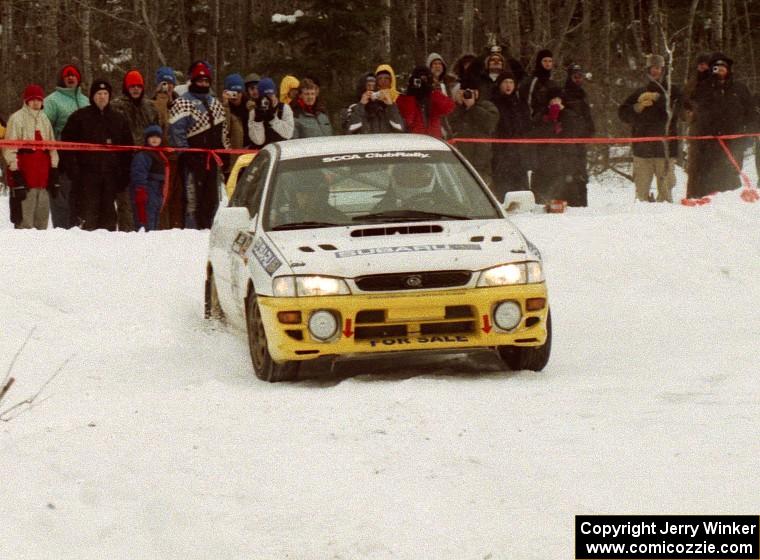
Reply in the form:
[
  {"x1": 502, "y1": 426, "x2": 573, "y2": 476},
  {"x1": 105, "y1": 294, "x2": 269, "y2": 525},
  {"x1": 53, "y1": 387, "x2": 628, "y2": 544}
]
[{"x1": 272, "y1": 10, "x2": 304, "y2": 24}]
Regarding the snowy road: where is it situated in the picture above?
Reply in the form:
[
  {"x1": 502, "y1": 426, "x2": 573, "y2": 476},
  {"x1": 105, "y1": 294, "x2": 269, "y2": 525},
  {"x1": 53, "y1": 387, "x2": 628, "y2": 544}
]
[{"x1": 1, "y1": 182, "x2": 759, "y2": 559}]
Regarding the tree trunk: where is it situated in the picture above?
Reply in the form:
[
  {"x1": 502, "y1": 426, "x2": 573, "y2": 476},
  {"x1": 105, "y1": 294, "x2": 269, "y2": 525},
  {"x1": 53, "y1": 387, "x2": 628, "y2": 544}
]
[
  {"x1": 628, "y1": 0, "x2": 644, "y2": 60},
  {"x1": 1, "y1": 0, "x2": 13, "y2": 116},
  {"x1": 421, "y1": 0, "x2": 429, "y2": 57},
  {"x1": 683, "y1": 0, "x2": 701, "y2": 85},
  {"x1": 81, "y1": 1, "x2": 92, "y2": 86},
  {"x1": 381, "y1": 0, "x2": 392, "y2": 60},
  {"x1": 43, "y1": 0, "x2": 60, "y2": 85},
  {"x1": 742, "y1": 0, "x2": 756, "y2": 87},
  {"x1": 462, "y1": 0, "x2": 474, "y2": 55},
  {"x1": 210, "y1": 0, "x2": 220, "y2": 93},
  {"x1": 141, "y1": 0, "x2": 168, "y2": 67},
  {"x1": 711, "y1": 0, "x2": 723, "y2": 50},
  {"x1": 551, "y1": 0, "x2": 580, "y2": 63},
  {"x1": 506, "y1": 0, "x2": 521, "y2": 59},
  {"x1": 581, "y1": 0, "x2": 593, "y2": 68}
]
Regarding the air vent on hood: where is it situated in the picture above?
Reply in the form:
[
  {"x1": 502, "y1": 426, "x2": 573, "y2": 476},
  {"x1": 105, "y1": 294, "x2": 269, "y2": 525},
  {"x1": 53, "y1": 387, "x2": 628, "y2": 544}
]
[
  {"x1": 299, "y1": 246, "x2": 316, "y2": 252},
  {"x1": 319, "y1": 244, "x2": 337, "y2": 251},
  {"x1": 351, "y1": 224, "x2": 444, "y2": 238}
]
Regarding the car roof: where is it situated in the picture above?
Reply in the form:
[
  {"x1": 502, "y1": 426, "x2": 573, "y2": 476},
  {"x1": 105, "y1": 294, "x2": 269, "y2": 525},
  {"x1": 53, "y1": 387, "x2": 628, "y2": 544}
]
[{"x1": 275, "y1": 133, "x2": 451, "y2": 161}]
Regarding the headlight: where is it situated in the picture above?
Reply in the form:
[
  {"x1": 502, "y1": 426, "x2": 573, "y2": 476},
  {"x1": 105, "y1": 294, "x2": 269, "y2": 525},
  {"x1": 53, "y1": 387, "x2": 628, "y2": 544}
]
[
  {"x1": 272, "y1": 276, "x2": 350, "y2": 297},
  {"x1": 477, "y1": 262, "x2": 544, "y2": 287}
]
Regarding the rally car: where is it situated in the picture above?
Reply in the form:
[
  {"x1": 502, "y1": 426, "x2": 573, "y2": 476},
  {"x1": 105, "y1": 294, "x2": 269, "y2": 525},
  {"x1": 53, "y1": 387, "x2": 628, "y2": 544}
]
[{"x1": 205, "y1": 134, "x2": 551, "y2": 382}]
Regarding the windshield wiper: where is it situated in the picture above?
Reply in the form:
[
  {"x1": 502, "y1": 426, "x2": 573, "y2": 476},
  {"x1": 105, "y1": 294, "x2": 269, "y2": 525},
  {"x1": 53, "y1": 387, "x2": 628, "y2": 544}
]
[
  {"x1": 271, "y1": 221, "x2": 342, "y2": 230},
  {"x1": 352, "y1": 210, "x2": 469, "y2": 222}
]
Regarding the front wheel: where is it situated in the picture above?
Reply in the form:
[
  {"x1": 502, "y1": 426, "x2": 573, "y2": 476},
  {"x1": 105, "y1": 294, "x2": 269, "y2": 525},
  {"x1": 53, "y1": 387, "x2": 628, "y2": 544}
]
[
  {"x1": 497, "y1": 310, "x2": 552, "y2": 371},
  {"x1": 245, "y1": 292, "x2": 299, "y2": 382}
]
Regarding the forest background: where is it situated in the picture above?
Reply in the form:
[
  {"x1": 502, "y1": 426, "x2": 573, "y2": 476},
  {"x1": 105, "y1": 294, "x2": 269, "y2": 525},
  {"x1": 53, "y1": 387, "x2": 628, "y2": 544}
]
[{"x1": 1, "y1": 0, "x2": 757, "y2": 144}]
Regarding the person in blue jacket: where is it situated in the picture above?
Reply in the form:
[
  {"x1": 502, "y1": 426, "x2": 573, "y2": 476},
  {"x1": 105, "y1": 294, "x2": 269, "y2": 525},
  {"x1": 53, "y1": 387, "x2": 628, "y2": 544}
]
[{"x1": 130, "y1": 125, "x2": 165, "y2": 231}]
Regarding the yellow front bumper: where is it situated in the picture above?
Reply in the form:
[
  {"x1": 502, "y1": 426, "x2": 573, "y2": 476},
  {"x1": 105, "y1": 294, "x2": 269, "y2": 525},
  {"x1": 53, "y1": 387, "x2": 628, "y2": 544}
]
[{"x1": 257, "y1": 284, "x2": 549, "y2": 362}]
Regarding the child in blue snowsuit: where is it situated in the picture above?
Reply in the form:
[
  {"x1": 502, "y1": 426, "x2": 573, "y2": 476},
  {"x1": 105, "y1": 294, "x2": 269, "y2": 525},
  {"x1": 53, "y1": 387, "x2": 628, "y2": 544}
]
[{"x1": 130, "y1": 125, "x2": 165, "y2": 231}]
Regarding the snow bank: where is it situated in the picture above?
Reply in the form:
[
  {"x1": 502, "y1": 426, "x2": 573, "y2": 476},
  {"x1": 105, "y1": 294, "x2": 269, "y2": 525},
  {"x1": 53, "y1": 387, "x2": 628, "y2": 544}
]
[{"x1": 0, "y1": 177, "x2": 758, "y2": 559}]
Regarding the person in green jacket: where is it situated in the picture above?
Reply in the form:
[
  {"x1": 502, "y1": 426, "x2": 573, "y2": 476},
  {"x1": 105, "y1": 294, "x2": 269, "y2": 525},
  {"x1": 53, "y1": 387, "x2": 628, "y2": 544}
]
[
  {"x1": 291, "y1": 78, "x2": 333, "y2": 138},
  {"x1": 43, "y1": 64, "x2": 89, "y2": 228}
]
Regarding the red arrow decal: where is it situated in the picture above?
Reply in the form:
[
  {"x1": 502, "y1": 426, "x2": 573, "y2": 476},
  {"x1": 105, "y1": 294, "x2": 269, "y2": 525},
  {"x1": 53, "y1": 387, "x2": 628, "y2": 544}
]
[
  {"x1": 482, "y1": 315, "x2": 492, "y2": 334},
  {"x1": 342, "y1": 318, "x2": 354, "y2": 338}
]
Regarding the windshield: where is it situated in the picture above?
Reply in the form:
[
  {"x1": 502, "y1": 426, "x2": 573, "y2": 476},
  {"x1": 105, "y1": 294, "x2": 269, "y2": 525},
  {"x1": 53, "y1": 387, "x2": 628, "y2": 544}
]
[{"x1": 264, "y1": 150, "x2": 501, "y2": 230}]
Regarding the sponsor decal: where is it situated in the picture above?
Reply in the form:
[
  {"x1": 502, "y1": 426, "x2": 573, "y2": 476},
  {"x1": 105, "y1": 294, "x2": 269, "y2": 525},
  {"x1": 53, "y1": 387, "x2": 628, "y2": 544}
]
[
  {"x1": 368, "y1": 335, "x2": 470, "y2": 347},
  {"x1": 321, "y1": 151, "x2": 432, "y2": 163},
  {"x1": 250, "y1": 237, "x2": 282, "y2": 276},
  {"x1": 336, "y1": 244, "x2": 482, "y2": 259},
  {"x1": 231, "y1": 232, "x2": 253, "y2": 257}
]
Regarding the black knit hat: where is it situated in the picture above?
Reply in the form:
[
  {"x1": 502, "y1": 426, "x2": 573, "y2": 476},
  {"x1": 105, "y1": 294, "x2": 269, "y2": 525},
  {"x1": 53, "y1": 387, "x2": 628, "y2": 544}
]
[
  {"x1": 536, "y1": 49, "x2": 553, "y2": 61},
  {"x1": 709, "y1": 52, "x2": 733, "y2": 70},
  {"x1": 89, "y1": 79, "x2": 112, "y2": 102}
]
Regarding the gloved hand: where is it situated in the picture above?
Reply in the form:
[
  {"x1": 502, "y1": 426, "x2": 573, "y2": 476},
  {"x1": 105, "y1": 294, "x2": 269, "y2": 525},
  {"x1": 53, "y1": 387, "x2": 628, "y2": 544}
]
[
  {"x1": 48, "y1": 168, "x2": 61, "y2": 199},
  {"x1": 11, "y1": 171, "x2": 28, "y2": 201},
  {"x1": 546, "y1": 103, "x2": 562, "y2": 122},
  {"x1": 134, "y1": 186, "x2": 148, "y2": 224},
  {"x1": 254, "y1": 106, "x2": 274, "y2": 122},
  {"x1": 638, "y1": 91, "x2": 660, "y2": 103}
]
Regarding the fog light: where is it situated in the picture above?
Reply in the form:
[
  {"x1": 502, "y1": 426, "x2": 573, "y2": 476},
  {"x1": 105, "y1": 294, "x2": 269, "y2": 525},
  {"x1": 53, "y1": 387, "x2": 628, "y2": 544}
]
[
  {"x1": 493, "y1": 301, "x2": 522, "y2": 331},
  {"x1": 308, "y1": 310, "x2": 339, "y2": 341},
  {"x1": 278, "y1": 311, "x2": 302, "y2": 324}
]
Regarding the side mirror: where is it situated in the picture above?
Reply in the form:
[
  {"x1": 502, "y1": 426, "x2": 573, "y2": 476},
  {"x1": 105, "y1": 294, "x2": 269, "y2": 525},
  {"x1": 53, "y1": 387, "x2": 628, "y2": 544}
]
[
  {"x1": 503, "y1": 190, "x2": 537, "y2": 214},
  {"x1": 216, "y1": 206, "x2": 252, "y2": 231}
]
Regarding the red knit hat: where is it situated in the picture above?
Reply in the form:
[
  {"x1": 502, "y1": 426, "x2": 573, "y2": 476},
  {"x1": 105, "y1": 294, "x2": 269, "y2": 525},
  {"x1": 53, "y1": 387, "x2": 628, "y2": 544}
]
[
  {"x1": 124, "y1": 70, "x2": 145, "y2": 90},
  {"x1": 23, "y1": 84, "x2": 45, "y2": 104},
  {"x1": 61, "y1": 65, "x2": 81, "y2": 83},
  {"x1": 189, "y1": 61, "x2": 213, "y2": 82}
]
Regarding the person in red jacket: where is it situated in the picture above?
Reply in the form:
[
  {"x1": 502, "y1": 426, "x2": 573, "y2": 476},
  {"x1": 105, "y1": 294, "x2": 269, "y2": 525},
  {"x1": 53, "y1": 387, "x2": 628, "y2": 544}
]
[{"x1": 396, "y1": 66, "x2": 455, "y2": 138}]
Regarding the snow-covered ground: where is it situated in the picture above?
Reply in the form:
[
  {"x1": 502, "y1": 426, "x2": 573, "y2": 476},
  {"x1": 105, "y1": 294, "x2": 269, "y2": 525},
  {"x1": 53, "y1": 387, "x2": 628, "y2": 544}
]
[{"x1": 0, "y1": 165, "x2": 758, "y2": 559}]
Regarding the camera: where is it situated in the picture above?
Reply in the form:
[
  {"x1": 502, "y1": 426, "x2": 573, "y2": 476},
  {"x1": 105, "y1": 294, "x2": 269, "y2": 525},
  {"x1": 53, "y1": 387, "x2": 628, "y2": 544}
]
[
  {"x1": 412, "y1": 77, "x2": 423, "y2": 88},
  {"x1": 371, "y1": 90, "x2": 383, "y2": 100},
  {"x1": 259, "y1": 97, "x2": 270, "y2": 111},
  {"x1": 462, "y1": 89, "x2": 474, "y2": 100}
]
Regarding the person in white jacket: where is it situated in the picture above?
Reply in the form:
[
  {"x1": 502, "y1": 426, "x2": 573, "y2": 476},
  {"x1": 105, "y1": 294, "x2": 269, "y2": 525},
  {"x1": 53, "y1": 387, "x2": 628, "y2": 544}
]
[
  {"x1": 2, "y1": 84, "x2": 59, "y2": 229},
  {"x1": 247, "y1": 77, "x2": 294, "y2": 147}
]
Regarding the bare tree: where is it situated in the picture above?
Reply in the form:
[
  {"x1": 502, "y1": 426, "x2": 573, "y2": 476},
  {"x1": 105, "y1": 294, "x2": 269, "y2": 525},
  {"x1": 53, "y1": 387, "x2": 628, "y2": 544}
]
[
  {"x1": 81, "y1": 0, "x2": 92, "y2": 83},
  {"x1": 711, "y1": 0, "x2": 723, "y2": 49},
  {"x1": 462, "y1": 0, "x2": 474, "y2": 55}
]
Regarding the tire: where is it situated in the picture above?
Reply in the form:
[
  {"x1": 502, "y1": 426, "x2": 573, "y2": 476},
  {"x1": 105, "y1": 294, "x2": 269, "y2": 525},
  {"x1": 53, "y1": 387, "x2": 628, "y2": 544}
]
[
  {"x1": 245, "y1": 292, "x2": 300, "y2": 382},
  {"x1": 497, "y1": 310, "x2": 552, "y2": 371},
  {"x1": 204, "y1": 268, "x2": 225, "y2": 322}
]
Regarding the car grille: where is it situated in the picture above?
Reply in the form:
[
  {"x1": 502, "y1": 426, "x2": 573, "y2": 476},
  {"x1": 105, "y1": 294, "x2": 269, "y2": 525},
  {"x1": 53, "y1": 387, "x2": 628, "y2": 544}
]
[
  {"x1": 354, "y1": 306, "x2": 477, "y2": 341},
  {"x1": 354, "y1": 271, "x2": 472, "y2": 292}
]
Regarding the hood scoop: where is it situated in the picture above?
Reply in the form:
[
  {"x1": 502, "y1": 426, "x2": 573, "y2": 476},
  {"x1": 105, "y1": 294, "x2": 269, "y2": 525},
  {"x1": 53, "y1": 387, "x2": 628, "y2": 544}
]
[
  {"x1": 351, "y1": 224, "x2": 444, "y2": 238},
  {"x1": 299, "y1": 244, "x2": 337, "y2": 252}
]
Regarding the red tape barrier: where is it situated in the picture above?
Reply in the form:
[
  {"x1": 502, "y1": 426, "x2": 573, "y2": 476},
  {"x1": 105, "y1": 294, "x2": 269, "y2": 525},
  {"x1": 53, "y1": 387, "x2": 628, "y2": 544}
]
[
  {"x1": 449, "y1": 133, "x2": 759, "y2": 204},
  {"x1": 0, "y1": 139, "x2": 258, "y2": 210},
  {"x1": 1, "y1": 134, "x2": 757, "y2": 205}
]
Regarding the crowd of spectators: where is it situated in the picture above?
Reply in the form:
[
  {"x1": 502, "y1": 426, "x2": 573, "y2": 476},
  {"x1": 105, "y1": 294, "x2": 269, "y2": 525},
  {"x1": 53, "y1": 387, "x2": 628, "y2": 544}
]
[{"x1": 1, "y1": 46, "x2": 758, "y2": 231}]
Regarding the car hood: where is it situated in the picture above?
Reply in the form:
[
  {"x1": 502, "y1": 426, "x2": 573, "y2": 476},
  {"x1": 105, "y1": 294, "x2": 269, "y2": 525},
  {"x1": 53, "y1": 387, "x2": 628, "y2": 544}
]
[{"x1": 265, "y1": 220, "x2": 540, "y2": 277}]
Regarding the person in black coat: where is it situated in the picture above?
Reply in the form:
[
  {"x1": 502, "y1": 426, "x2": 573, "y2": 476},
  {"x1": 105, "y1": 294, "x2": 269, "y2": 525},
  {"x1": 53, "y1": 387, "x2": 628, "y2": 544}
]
[
  {"x1": 529, "y1": 85, "x2": 570, "y2": 204},
  {"x1": 690, "y1": 53, "x2": 756, "y2": 195},
  {"x1": 561, "y1": 64, "x2": 595, "y2": 206},
  {"x1": 490, "y1": 70, "x2": 531, "y2": 201},
  {"x1": 62, "y1": 79, "x2": 133, "y2": 230}
]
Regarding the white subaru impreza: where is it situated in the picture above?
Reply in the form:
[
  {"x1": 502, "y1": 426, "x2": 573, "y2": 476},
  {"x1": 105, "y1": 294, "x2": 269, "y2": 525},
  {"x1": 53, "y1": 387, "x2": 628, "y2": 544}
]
[{"x1": 205, "y1": 134, "x2": 550, "y2": 381}]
